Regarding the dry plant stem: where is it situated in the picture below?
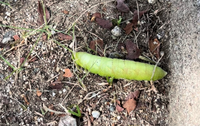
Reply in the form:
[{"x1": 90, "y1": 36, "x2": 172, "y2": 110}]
[
  {"x1": 83, "y1": 86, "x2": 112, "y2": 100},
  {"x1": 133, "y1": 30, "x2": 142, "y2": 48},
  {"x1": 34, "y1": 111, "x2": 44, "y2": 117},
  {"x1": 61, "y1": 85, "x2": 76, "y2": 104},
  {"x1": 58, "y1": 103, "x2": 71, "y2": 115},
  {"x1": 84, "y1": 30, "x2": 103, "y2": 41},
  {"x1": 83, "y1": 89, "x2": 101, "y2": 100},
  {"x1": 43, "y1": 104, "x2": 67, "y2": 115},
  {"x1": 114, "y1": 35, "x2": 128, "y2": 51},
  {"x1": 46, "y1": 74, "x2": 59, "y2": 82},
  {"x1": 85, "y1": 112, "x2": 92, "y2": 126},
  {"x1": 3, "y1": 44, "x2": 25, "y2": 55},
  {"x1": 136, "y1": 0, "x2": 140, "y2": 22},
  {"x1": 147, "y1": 54, "x2": 164, "y2": 93},
  {"x1": 67, "y1": 0, "x2": 115, "y2": 32},
  {"x1": 151, "y1": 54, "x2": 164, "y2": 80},
  {"x1": 2, "y1": 95, "x2": 26, "y2": 109}
]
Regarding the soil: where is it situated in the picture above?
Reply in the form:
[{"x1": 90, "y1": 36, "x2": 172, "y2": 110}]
[{"x1": 0, "y1": 0, "x2": 199, "y2": 126}]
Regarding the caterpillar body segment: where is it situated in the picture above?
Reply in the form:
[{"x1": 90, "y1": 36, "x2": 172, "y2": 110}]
[{"x1": 74, "y1": 52, "x2": 167, "y2": 81}]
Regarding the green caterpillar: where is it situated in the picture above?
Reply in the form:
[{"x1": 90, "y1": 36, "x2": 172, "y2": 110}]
[{"x1": 74, "y1": 52, "x2": 167, "y2": 81}]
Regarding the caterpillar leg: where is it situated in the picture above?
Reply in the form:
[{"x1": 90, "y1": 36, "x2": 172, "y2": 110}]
[{"x1": 106, "y1": 77, "x2": 114, "y2": 85}]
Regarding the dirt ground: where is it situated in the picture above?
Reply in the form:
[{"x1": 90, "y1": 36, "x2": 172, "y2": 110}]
[{"x1": 0, "y1": 0, "x2": 199, "y2": 126}]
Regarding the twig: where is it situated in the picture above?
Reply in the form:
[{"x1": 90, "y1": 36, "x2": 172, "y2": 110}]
[
  {"x1": 61, "y1": 85, "x2": 76, "y2": 104},
  {"x1": 58, "y1": 103, "x2": 71, "y2": 115},
  {"x1": 150, "y1": 53, "x2": 164, "y2": 80},
  {"x1": 84, "y1": 30, "x2": 103, "y2": 41},
  {"x1": 43, "y1": 103, "x2": 67, "y2": 115},
  {"x1": 46, "y1": 74, "x2": 59, "y2": 82},
  {"x1": 34, "y1": 111, "x2": 44, "y2": 117},
  {"x1": 136, "y1": 0, "x2": 140, "y2": 24}
]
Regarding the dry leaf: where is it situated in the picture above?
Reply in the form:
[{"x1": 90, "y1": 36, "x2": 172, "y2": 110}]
[
  {"x1": 116, "y1": 100, "x2": 124, "y2": 112},
  {"x1": 58, "y1": 33, "x2": 73, "y2": 41},
  {"x1": 49, "y1": 80, "x2": 63, "y2": 90},
  {"x1": 124, "y1": 23, "x2": 133, "y2": 34},
  {"x1": 37, "y1": 0, "x2": 50, "y2": 26},
  {"x1": 116, "y1": 0, "x2": 130, "y2": 13},
  {"x1": 63, "y1": 68, "x2": 73, "y2": 78},
  {"x1": 123, "y1": 90, "x2": 140, "y2": 114},
  {"x1": 96, "y1": 18, "x2": 113, "y2": 29},
  {"x1": 149, "y1": 38, "x2": 160, "y2": 59},
  {"x1": 89, "y1": 39, "x2": 104, "y2": 55},
  {"x1": 125, "y1": 90, "x2": 140, "y2": 100},
  {"x1": 36, "y1": 88, "x2": 42, "y2": 97},
  {"x1": 13, "y1": 35, "x2": 20, "y2": 41},
  {"x1": 91, "y1": 12, "x2": 102, "y2": 21},
  {"x1": 123, "y1": 98, "x2": 137, "y2": 114},
  {"x1": 125, "y1": 39, "x2": 140, "y2": 60},
  {"x1": 63, "y1": 10, "x2": 69, "y2": 14}
]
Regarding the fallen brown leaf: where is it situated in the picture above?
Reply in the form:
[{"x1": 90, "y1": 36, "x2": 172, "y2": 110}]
[
  {"x1": 124, "y1": 23, "x2": 133, "y2": 34},
  {"x1": 89, "y1": 39, "x2": 104, "y2": 55},
  {"x1": 91, "y1": 12, "x2": 102, "y2": 21},
  {"x1": 37, "y1": 0, "x2": 50, "y2": 26},
  {"x1": 116, "y1": 100, "x2": 124, "y2": 112},
  {"x1": 63, "y1": 68, "x2": 73, "y2": 78},
  {"x1": 125, "y1": 90, "x2": 140, "y2": 100},
  {"x1": 63, "y1": 10, "x2": 69, "y2": 14},
  {"x1": 58, "y1": 33, "x2": 73, "y2": 41},
  {"x1": 123, "y1": 90, "x2": 140, "y2": 114},
  {"x1": 149, "y1": 38, "x2": 160, "y2": 59},
  {"x1": 49, "y1": 80, "x2": 63, "y2": 90},
  {"x1": 116, "y1": 0, "x2": 130, "y2": 13},
  {"x1": 13, "y1": 35, "x2": 20, "y2": 41},
  {"x1": 125, "y1": 39, "x2": 140, "y2": 60},
  {"x1": 95, "y1": 18, "x2": 113, "y2": 29},
  {"x1": 36, "y1": 88, "x2": 42, "y2": 97},
  {"x1": 123, "y1": 98, "x2": 137, "y2": 114}
]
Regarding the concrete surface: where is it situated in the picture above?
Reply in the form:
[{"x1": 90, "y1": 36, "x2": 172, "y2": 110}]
[{"x1": 169, "y1": 0, "x2": 200, "y2": 125}]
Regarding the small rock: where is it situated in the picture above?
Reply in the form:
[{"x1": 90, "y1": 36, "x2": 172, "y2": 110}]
[
  {"x1": 58, "y1": 115, "x2": 77, "y2": 126},
  {"x1": 2, "y1": 31, "x2": 16, "y2": 44},
  {"x1": 5, "y1": 12, "x2": 11, "y2": 16},
  {"x1": 111, "y1": 26, "x2": 122, "y2": 37},
  {"x1": 92, "y1": 110, "x2": 100, "y2": 119},
  {"x1": 109, "y1": 105, "x2": 115, "y2": 112},
  {"x1": 148, "y1": 0, "x2": 156, "y2": 4}
]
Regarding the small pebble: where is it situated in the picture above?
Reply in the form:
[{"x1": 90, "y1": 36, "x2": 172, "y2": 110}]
[
  {"x1": 111, "y1": 26, "x2": 122, "y2": 37},
  {"x1": 5, "y1": 12, "x2": 11, "y2": 16},
  {"x1": 109, "y1": 105, "x2": 115, "y2": 112},
  {"x1": 92, "y1": 110, "x2": 100, "y2": 118},
  {"x1": 63, "y1": 88, "x2": 66, "y2": 93},
  {"x1": 59, "y1": 115, "x2": 77, "y2": 126},
  {"x1": 117, "y1": 116, "x2": 121, "y2": 120},
  {"x1": 52, "y1": 92, "x2": 56, "y2": 97},
  {"x1": 148, "y1": 0, "x2": 156, "y2": 4}
]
